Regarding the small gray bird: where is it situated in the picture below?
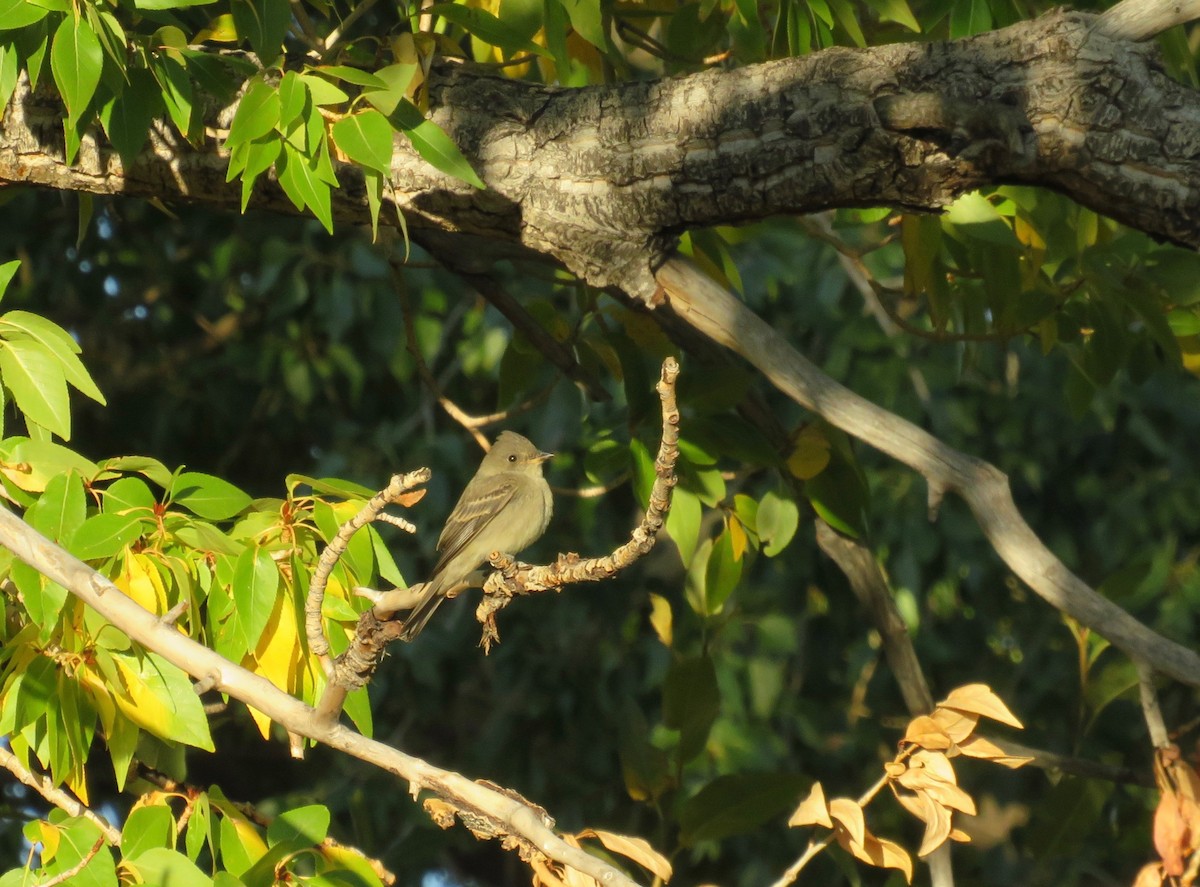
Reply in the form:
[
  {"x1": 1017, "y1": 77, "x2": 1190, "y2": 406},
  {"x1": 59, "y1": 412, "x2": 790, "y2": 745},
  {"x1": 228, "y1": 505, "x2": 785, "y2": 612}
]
[{"x1": 399, "y1": 431, "x2": 553, "y2": 641}]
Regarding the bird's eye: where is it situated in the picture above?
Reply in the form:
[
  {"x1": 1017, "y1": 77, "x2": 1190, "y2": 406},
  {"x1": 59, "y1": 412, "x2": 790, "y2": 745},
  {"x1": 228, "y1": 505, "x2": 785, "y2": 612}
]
[{"x1": 508, "y1": 454, "x2": 517, "y2": 463}]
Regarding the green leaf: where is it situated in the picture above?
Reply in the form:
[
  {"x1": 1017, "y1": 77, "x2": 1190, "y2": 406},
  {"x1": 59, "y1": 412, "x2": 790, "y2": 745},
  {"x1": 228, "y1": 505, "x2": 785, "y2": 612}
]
[
  {"x1": 0, "y1": 261, "x2": 18, "y2": 302},
  {"x1": 171, "y1": 471, "x2": 252, "y2": 520},
  {"x1": 276, "y1": 142, "x2": 335, "y2": 233},
  {"x1": 299, "y1": 72, "x2": 349, "y2": 106},
  {"x1": 678, "y1": 773, "x2": 808, "y2": 845},
  {"x1": 240, "y1": 134, "x2": 282, "y2": 211},
  {"x1": 113, "y1": 650, "x2": 214, "y2": 750},
  {"x1": 555, "y1": 0, "x2": 606, "y2": 47},
  {"x1": 51, "y1": 14, "x2": 103, "y2": 124},
  {"x1": 0, "y1": 309, "x2": 106, "y2": 404},
  {"x1": 232, "y1": 546, "x2": 278, "y2": 650},
  {"x1": 756, "y1": 490, "x2": 799, "y2": 557},
  {"x1": 121, "y1": 805, "x2": 176, "y2": 860},
  {"x1": 1167, "y1": 308, "x2": 1200, "y2": 337},
  {"x1": 863, "y1": 0, "x2": 920, "y2": 31},
  {"x1": 949, "y1": 0, "x2": 990, "y2": 37},
  {"x1": 267, "y1": 805, "x2": 329, "y2": 847},
  {"x1": 69, "y1": 512, "x2": 147, "y2": 560},
  {"x1": 391, "y1": 100, "x2": 485, "y2": 189},
  {"x1": 41, "y1": 815, "x2": 117, "y2": 887},
  {"x1": 665, "y1": 486, "x2": 701, "y2": 565},
  {"x1": 231, "y1": 0, "x2": 289, "y2": 64},
  {"x1": 360, "y1": 62, "x2": 418, "y2": 117},
  {"x1": 0, "y1": 0, "x2": 49, "y2": 30},
  {"x1": 125, "y1": 848, "x2": 212, "y2": 887},
  {"x1": 332, "y1": 110, "x2": 394, "y2": 176},
  {"x1": 313, "y1": 64, "x2": 388, "y2": 89},
  {"x1": 0, "y1": 41, "x2": 20, "y2": 110},
  {"x1": 427, "y1": 2, "x2": 552, "y2": 57},
  {"x1": 100, "y1": 69, "x2": 163, "y2": 167},
  {"x1": 103, "y1": 476, "x2": 157, "y2": 515},
  {"x1": 135, "y1": 0, "x2": 218, "y2": 9},
  {"x1": 150, "y1": 53, "x2": 195, "y2": 140},
  {"x1": 27, "y1": 470, "x2": 85, "y2": 545},
  {"x1": 662, "y1": 655, "x2": 719, "y2": 763},
  {"x1": 0, "y1": 438, "x2": 97, "y2": 492},
  {"x1": 827, "y1": 0, "x2": 866, "y2": 46},
  {"x1": 703, "y1": 527, "x2": 742, "y2": 615},
  {"x1": 0, "y1": 337, "x2": 70, "y2": 437},
  {"x1": 276, "y1": 70, "x2": 308, "y2": 128},
  {"x1": 99, "y1": 455, "x2": 174, "y2": 488},
  {"x1": 226, "y1": 79, "x2": 280, "y2": 151},
  {"x1": 805, "y1": 458, "x2": 869, "y2": 538}
]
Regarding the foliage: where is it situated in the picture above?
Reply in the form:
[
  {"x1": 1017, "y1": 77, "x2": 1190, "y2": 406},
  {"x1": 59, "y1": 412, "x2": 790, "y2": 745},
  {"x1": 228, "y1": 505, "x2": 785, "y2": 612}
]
[{"x1": 2, "y1": 0, "x2": 1200, "y2": 885}]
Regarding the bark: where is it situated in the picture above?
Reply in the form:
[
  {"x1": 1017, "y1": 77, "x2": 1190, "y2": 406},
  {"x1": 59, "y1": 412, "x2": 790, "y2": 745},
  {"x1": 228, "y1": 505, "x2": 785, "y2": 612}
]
[{"x1": 2, "y1": 9, "x2": 1198, "y2": 300}]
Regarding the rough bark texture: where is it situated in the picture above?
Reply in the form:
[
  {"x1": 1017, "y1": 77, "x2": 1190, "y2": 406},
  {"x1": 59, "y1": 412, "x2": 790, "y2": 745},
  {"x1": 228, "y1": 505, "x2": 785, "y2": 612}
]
[{"x1": 2, "y1": 9, "x2": 1198, "y2": 299}]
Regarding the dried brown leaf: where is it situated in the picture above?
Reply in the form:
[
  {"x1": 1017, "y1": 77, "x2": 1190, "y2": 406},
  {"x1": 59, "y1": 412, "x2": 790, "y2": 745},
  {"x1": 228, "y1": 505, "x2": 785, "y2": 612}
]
[
  {"x1": 903, "y1": 715, "x2": 953, "y2": 750},
  {"x1": 915, "y1": 793, "x2": 953, "y2": 857},
  {"x1": 957, "y1": 735, "x2": 1034, "y2": 769},
  {"x1": 788, "y1": 782, "x2": 833, "y2": 829},
  {"x1": 577, "y1": 829, "x2": 672, "y2": 882},
  {"x1": 939, "y1": 684, "x2": 1023, "y2": 729},
  {"x1": 1132, "y1": 861, "x2": 1166, "y2": 887},
  {"x1": 930, "y1": 707, "x2": 979, "y2": 744},
  {"x1": 837, "y1": 826, "x2": 914, "y2": 884},
  {"x1": 830, "y1": 798, "x2": 867, "y2": 848},
  {"x1": 896, "y1": 768, "x2": 977, "y2": 816},
  {"x1": 1154, "y1": 790, "x2": 1190, "y2": 876},
  {"x1": 949, "y1": 828, "x2": 972, "y2": 843},
  {"x1": 394, "y1": 488, "x2": 428, "y2": 507},
  {"x1": 910, "y1": 750, "x2": 958, "y2": 785}
]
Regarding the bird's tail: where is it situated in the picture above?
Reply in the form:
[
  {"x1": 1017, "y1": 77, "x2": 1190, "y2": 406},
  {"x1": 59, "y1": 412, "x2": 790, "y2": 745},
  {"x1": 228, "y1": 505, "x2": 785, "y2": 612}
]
[{"x1": 397, "y1": 578, "x2": 448, "y2": 642}]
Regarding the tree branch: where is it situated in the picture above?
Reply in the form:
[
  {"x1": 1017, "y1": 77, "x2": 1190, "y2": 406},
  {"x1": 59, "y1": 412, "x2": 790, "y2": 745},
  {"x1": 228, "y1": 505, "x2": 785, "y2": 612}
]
[
  {"x1": 656, "y1": 255, "x2": 1200, "y2": 688},
  {"x1": 0, "y1": 745, "x2": 122, "y2": 846},
  {"x1": 0, "y1": 507, "x2": 642, "y2": 887}
]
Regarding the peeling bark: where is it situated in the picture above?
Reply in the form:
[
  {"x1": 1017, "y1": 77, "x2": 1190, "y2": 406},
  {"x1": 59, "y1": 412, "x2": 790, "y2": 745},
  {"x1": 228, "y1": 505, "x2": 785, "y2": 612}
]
[{"x1": 2, "y1": 9, "x2": 1198, "y2": 299}]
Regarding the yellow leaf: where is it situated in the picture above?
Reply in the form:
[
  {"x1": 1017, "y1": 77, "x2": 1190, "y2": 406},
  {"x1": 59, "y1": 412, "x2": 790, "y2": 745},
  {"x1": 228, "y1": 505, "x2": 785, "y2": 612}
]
[
  {"x1": 247, "y1": 592, "x2": 306, "y2": 739},
  {"x1": 116, "y1": 552, "x2": 167, "y2": 615},
  {"x1": 728, "y1": 515, "x2": 748, "y2": 560},
  {"x1": 829, "y1": 798, "x2": 866, "y2": 847},
  {"x1": 895, "y1": 767, "x2": 976, "y2": 816},
  {"x1": 939, "y1": 684, "x2": 1023, "y2": 728},
  {"x1": 787, "y1": 427, "x2": 831, "y2": 480},
  {"x1": 112, "y1": 657, "x2": 177, "y2": 736},
  {"x1": 31, "y1": 820, "x2": 61, "y2": 862},
  {"x1": 647, "y1": 593, "x2": 673, "y2": 648},
  {"x1": 838, "y1": 828, "x2": 914, "y2": 885},
  {"x1": 577, "y1": 829, "x2": 672, "y2": 882},
  {"x1": 788, "y1": 781, "x2": 832, "y2": 828}
]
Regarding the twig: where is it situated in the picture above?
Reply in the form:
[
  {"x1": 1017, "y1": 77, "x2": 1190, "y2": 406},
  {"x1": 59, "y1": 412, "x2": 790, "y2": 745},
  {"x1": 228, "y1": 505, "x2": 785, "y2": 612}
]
[
  {"x1": 814, "y1": 519, "x2": 934, "y2": 717},
  {"x1": 474, "y1": 357, "x2": 680, "y2": 650},
  {"x1": 0, "y1": 745, "x2": 122, "y2": 846},
  {"x1": 1137, "y1": 659, "x2": 1171, "y2": 749},
  {"x1": 459, "y1": 272, "x2": 611, "y2": 402},
  {"x1": 656, "y1": 255, "x2": 1200, "y2": 688},
  {"x1": 323, "y1": 0, "x2": 380, "y2": 54},
  {"x1": 0, "y1": 506, "x2": 641, "y2": 887},
  {"x1": 304, "y1": 469, "x2": 429, "y2": 668},
  {"x1": 288, "y1": 0, "x2": 325, "y2": 53},
  {"x1": 40, "y1": 837, "x2": 105, "y2": 887},
  {"x1": 985, "y1": 736, "x2": 1151, "y2": 786}
]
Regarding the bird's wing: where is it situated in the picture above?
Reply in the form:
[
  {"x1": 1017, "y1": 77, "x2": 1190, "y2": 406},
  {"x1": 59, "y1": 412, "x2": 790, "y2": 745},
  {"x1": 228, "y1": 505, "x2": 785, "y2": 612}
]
[{"x1": 430, "y1": 475, "x2": 521, "y2": 575}]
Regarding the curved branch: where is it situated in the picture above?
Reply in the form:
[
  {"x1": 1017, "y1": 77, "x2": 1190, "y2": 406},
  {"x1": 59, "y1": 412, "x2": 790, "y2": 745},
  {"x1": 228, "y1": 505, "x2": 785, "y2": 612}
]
[
  {"x1": 0, "y1": 745, "x2": 122, "y2": 846},
  {"x1": 656, "y1": 255, "x2": 1200, "y2": 688},
  {"x1": 0, "y1": 506, "x2": 641, "y2": 887}
]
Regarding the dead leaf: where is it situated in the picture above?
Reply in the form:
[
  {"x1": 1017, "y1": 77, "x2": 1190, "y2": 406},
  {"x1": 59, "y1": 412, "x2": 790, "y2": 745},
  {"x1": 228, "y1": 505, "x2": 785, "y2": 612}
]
[
  {"x1": 915, "y1": 793, "x2": 953, "y2": 857},
  {"x1": 830, "y1": 798, "x2": 867, "y2": 848},
  {"x1": 394, "y1": 488, "x2": 427, "y2": 507},
  {"x1": 577, "y1": 829, "x2": 672, "y2": 882},
  {"x1": 1132, "y1": 861, "x2": 1166, "y2": 887},
  {"x1": 956, "y1": 735, "x2": 1033, "y2": 768},
  {"x1": 789, "y1": 782, "x2": 833, "y2": 829},
  {"x1": 895, "y1": 767, "x2": 977, "y2": 816},
  {"x1": 930, "y1": 707, "x2": 979, "y2": 744},
  {"x1": 939, "y1": 684, "x2": 1023, "y2": 729},
  {"x1": 904, "y1": 715, "x2": 953, "y2": 750},
  {"x1": 837, "y1": 826, "x2": 914, "y2": 884}
]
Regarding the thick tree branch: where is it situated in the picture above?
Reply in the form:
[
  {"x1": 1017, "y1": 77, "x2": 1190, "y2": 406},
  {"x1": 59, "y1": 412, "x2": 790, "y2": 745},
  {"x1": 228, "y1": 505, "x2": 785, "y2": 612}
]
[
  {"x1": 0, "y1": 506, "x2": 642, "y2": 887},
  {"x1": 3, "y1": 10, "x2": 1199, "y2": 297},
  {"x1": 656, "y1": 255, "x2": 1200, "y2": 689}
]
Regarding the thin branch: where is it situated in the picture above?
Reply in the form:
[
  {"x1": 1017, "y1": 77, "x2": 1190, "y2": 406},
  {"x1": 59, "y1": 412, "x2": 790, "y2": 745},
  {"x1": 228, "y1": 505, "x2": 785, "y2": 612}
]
[
  {"x1": 40, "y1": 837, "x2": 105, "y2": 887},
  {"x1": 304, "y1": 469, "x2": 429, "y2": 666},
  {"x1": 656, "y1": 255, "x2": 1200, "y2": 688},
  {"x1": 0, "y1": 745, "x2": 122, "y2": 846},
  {"x1": 322, "y1": 0, "x2": 380, "y2": 54},
  {"x1": 0, "y1": 507, "x2": 641, "y2": 887},
  {"x1": 985, "y1": 736, "x2": 1152, "y2": 786},
  {"x1": 458, "y1": 271, "x2": 611, "y2": 402},
  {"x1": 1137, "y1": 660, "x2": 1171, "y2": 749},
  {"x1": 474, "y1": 356, "x2": 680, "y2": 650},
  {"x1": 814, "y1": 519, "x2": 934, "y2": 717}
]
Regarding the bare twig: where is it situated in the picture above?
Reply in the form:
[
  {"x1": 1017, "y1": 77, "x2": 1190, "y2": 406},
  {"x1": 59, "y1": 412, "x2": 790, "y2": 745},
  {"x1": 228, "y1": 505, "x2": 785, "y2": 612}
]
[
  {"x1": 0, "y1": 507, "x2": 641, "y2": 887},
  {"x1": 0, "y1": 745, "x2": 122, "y2": 846},
  {"x1": 1137, "y1": 660, "x2": 1171, "y2": 749},
  {"x1": 656, "y1": 255, "x2": 1200, "y2": 688},
  {"x1": 40, "y1": 837, "x2": 105, "y2": 887},
  {"x1": 304, "y1": 469, "x2": 429, "y2": 667},
  {"x1": 475, "y1": 357, "x2": 680, "y2": 650},
  {"x1": 323, "y1": 0, "x2": 380, "y2": 54}
]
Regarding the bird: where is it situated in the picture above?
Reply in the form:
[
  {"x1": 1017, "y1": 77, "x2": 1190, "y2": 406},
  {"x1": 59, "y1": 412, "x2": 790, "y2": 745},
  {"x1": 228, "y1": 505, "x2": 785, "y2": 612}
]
[{"x1": 398, "y1": 431, "x2": 553, "y2": 641}]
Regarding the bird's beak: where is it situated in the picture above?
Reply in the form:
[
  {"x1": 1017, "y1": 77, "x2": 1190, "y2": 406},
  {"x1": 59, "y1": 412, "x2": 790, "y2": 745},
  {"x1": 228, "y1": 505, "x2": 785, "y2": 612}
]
[{"x1": 534, "y1": 451, "x2": 554, "y2": 463}]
